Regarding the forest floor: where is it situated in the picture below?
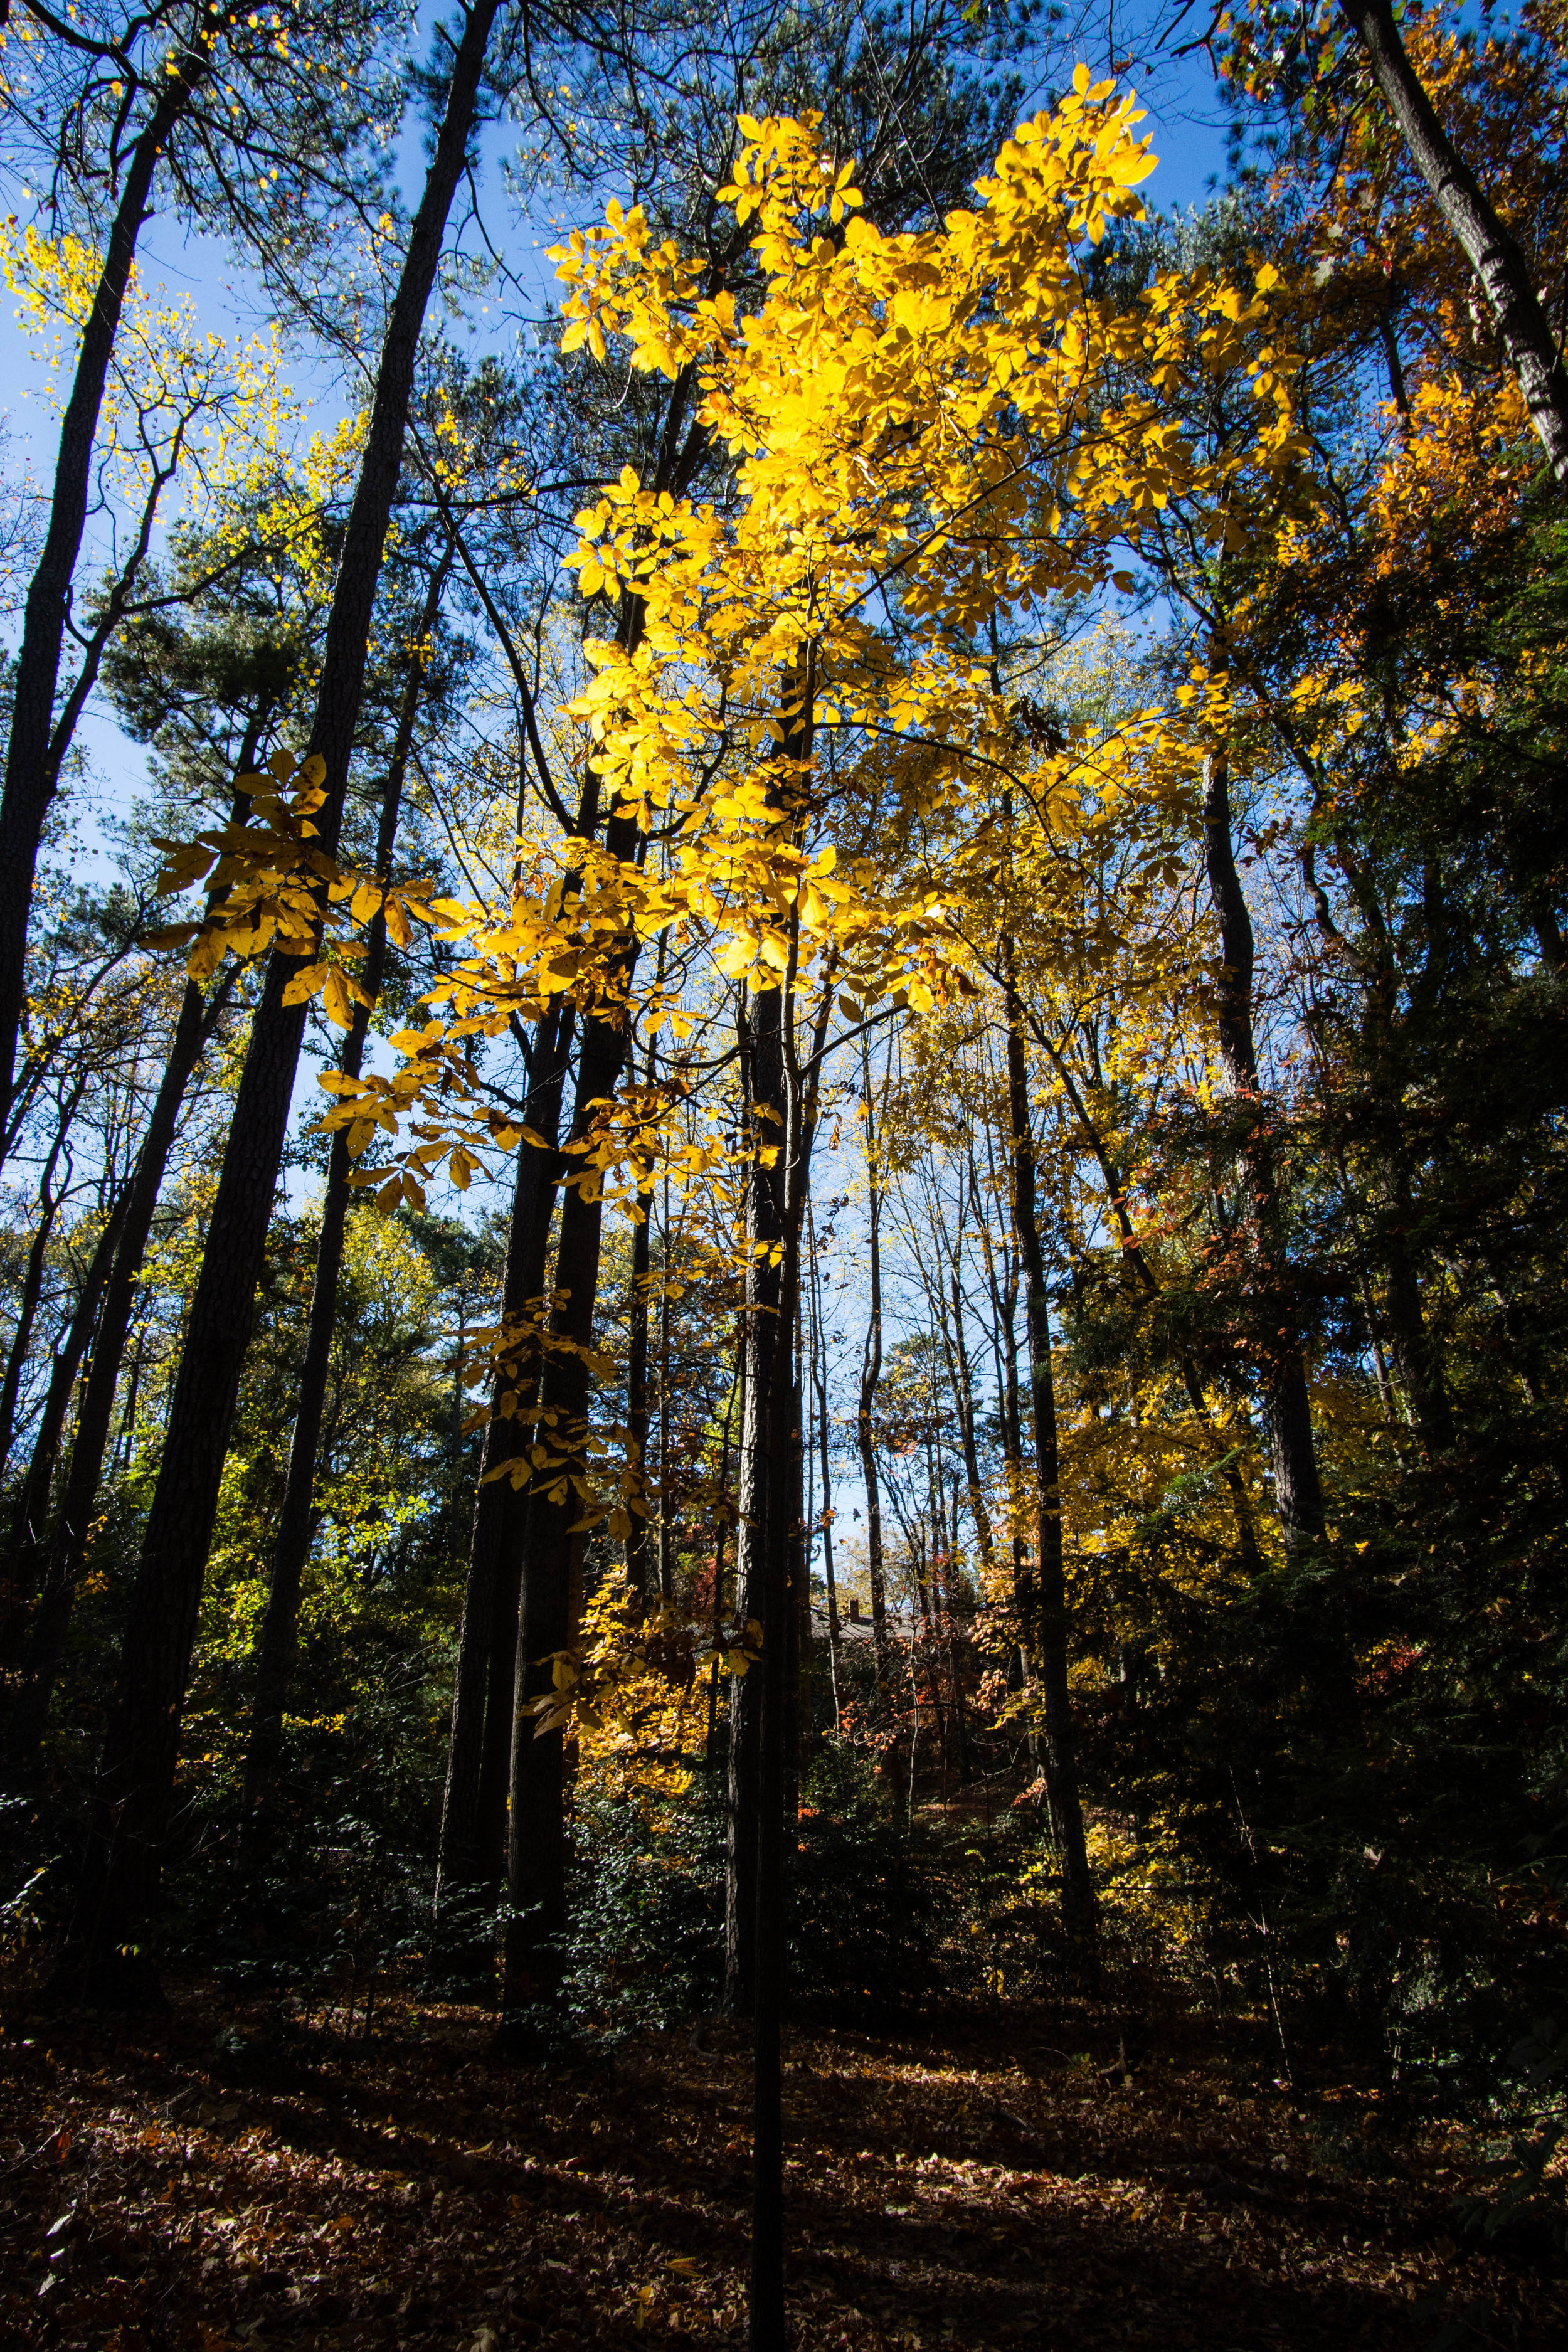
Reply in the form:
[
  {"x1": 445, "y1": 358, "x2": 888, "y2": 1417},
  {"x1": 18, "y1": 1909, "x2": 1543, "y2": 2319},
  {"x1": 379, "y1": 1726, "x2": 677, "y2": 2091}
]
[{"x1": 0, "y1": 1980, "x2": 1562, "y2": 2351}]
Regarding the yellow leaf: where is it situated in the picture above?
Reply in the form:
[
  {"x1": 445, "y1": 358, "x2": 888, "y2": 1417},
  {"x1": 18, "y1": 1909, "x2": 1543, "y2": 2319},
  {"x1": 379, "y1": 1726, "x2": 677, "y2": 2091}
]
[{"x1": 281, "y1": 963, "x2": 329, "y2": 1006}]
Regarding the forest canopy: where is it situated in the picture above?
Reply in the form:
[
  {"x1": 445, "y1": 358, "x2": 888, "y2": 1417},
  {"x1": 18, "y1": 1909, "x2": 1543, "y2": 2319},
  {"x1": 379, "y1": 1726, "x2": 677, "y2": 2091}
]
[{"x1": 0, "y1": 1, "x2": 1565, "y2": 2344}]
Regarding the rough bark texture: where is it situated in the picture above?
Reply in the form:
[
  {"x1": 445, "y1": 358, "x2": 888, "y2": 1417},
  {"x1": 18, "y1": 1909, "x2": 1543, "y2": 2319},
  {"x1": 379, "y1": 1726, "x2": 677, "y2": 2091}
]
[
  {"x1": 243, "y1": 554, "x2": 448, "y2": 1830},
  {"x1": 1002, "y1": 946, "x2": 1098, "y2": 1984},
  {"x1": 59, "y1": 0, "x2": 502, "y2": 2001},
  {"x1": 1341, "y1": 0, "x2": 1568, "y2": 482},
  {"x1": 4, "y1": 978, "x2": 223, "y2": 1777},
  {"x1": 0, "y1": 54, "x2": 210, "y2": 1139}
]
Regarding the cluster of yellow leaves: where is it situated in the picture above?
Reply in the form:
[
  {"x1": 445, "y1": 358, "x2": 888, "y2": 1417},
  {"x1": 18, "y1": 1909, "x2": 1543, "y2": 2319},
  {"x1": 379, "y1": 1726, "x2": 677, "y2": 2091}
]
[
  {"x1": 151, "y1": 79, "x2": 1309, "y2": 1241},
  {"x1": 150, "y1": 746, "x2": 437, "y2": 1026},
  {"x1": 529, "y1": 1578, "x2": 757, "y2": 1744}
]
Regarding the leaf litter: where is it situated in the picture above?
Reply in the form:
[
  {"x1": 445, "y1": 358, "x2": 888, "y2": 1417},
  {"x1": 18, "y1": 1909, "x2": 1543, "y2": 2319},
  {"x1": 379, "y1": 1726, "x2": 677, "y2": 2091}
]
[{"x1": 0, "y1": 1986, "x2": 1561, "y2": 2348}]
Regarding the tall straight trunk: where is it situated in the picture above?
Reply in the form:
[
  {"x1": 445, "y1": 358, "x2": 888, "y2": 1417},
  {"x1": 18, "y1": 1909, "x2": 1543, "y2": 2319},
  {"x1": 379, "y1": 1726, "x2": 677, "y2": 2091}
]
[
  {"x1": 624, "y1": 1004, "x2": 661, "y2": 1614},
  {"x1": 855, "y1": 1042, "x2": 890, "y2": 1682},
  {"x1": 0, "y1": 47, "x2": 213, "y2": 1140},
  {"x1": 59, "y1": 0, "x2": 504, "y2": 2001},
  {"x1": 805, "y1": 1204, "x2": 839, "y2": 1720},
  {"x1": 706, "y1": 1344, "x2": 743, "y2": 1771},
  {"x1": 724, "y1": 982, "x2": 786, "y2": 2016},
  {"x1": 783, "y1": 1348, "x2": 807, "y2": 1828},
  {"x1": 1001, "y1": 945, "x2": 1098, "y2": 1982},
  {"x1": 4, "y1": 977, "x2": 226, "y2": 1775},
  {"x1": 1202, "y1": 746, "x2": 1327, "y2": 1562},
  {"x1": 946, "y1": 1254, "x2": 995, "y2": 1580},
  {"x1": 0, "y1": 1184, "x2": 129, "y2": 1660},
  {"x1": 1340, "y1": 0, "x2": 1568, "y2": 484},
  {"x1": 626, "y1": 1174, "x2": 655, "y2": 1610},
  {"x1": 494, "y1": 369, "x2": 712, "y2": 2023},
  {"x1": 741, "y1": 669, "x2": 818, "y2": 2352},
  {"x1": 243, "y1": 553, "x2": 448, "y2": 1831},
  {"x1": 501, "y1": 896, "x2": 642, "y2": 2023},
  {"x1": 657, "y1": 1169, "x2": 675, "y2": 1608},
  {"x1": 435, "y1": 997, "x2": 574, "y2": 1910},
  {"x1": 0, "y1": 1087, "x2": 81, "y2": 1474}
]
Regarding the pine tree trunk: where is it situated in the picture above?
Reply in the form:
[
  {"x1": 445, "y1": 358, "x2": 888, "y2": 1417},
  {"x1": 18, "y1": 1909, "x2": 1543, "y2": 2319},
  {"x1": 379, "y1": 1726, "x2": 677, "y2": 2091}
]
[
  {"x1": 436, "y1": 999, "x2": 573, "y2": 1912},
  {"x1": 57, "y1": 0, "x2": 504, "y2": 2003},
  {"x1": 0, "y1": 55, "x2": 211, "y2": 1140},
  {"x1": 243, "y1": 553, "x2": 447, "y2": 1833},
  {"x1": 1002, "y1": 947, "x2": 1098, "y2": 1985},
  {"x1": 1340, "y1": 0, "x2": 1568, "y2": 483},
  {"x1": 4, "y1": 977, "x2": 223, "y2": 1776}
]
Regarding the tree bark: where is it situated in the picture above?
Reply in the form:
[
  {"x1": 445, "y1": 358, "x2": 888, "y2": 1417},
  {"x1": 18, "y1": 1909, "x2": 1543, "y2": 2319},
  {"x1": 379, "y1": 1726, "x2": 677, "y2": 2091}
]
[
  {"x1": 1202, "y1": 747, "x2": 1327, "y2": 1562},
  {"x1": 501, "y1": 903, "x2": 641, "y2": 2026},
  {"x1": 243, "y1": 550, "x2": 450, "y2": 1833},
  {"x1": 435, "y1": 998, "x2": 574, "y2": 1915},
  {"x1": 58, "y1": 0, "x2": 504, "y2": 2003},
  {"x1": 4, "y1": 976, "x2": 226, "y2": 1776},
  {"x1": 0, "y1": 1085, "x2": 81, "y2": 1475},
  {"x1": 1340, "y1": 0, "x2": 1568, "y2": 483},
  {"x1": 805, "y1": 1204, "x2": 840, "y2": 1727},
  {"x1": 0, "y1": 50, "x2": 212, "y2": 1142},
  {"x1": 743, "y1": 674, "x2": 818, "y2": 2352},
  {"x1": 623, "y1": 1010, "x2": 660, "y2": 1616},
  {"x1": 0, "y1": 1182, "x2": 128, "y2": 1664},
  {"x1": 724, "y1": 982, "x2": 785, "y2": 2015},
  {"x1": 1001, "y1": 944, "x2": 1098, "y2": 1984},
  {"x1": 855, "y1": 1042, "x2": 891, "y2": 1687}
]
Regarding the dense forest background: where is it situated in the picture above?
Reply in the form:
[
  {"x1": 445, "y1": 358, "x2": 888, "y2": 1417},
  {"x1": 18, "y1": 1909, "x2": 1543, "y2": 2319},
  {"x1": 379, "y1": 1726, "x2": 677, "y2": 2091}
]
[{"x1": 0, "y1": 0, "x2": 1565, "y2": 2341}]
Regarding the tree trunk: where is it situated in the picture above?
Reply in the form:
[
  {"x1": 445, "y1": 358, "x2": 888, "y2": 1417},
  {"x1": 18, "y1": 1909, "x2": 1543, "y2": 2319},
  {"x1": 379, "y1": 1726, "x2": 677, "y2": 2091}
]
[
  {"x1": 1340, "y1": 0, "x2": 1568, "y2": 483},
  {"x1": 58, "y1": 0, "x2": 504, "y2": 2003},
  {"x1": 1001, "y1": 946, "x2": 1098, "y2": 1985},
  {"x1": 744, "y1": 752, "x2": 815, "y2": 2352},
  {"x1": 724, "y1": 982, "x2": 785, "y2": 2016},
  {"x1": 501, "y1": 922, "x2": 640, "y2": 2027},
  {"x1": 946, "y1": 1255, "x2": 995, "y2": 1581},
  {"x1": 0, "y1": 54, "x2": 212, "y2": 1142},
  {"x1": 624, "y1": 1010, "x2": 660, "y2": 1615},
  {"x1": 1380, "y1": 1203, "x2": 1455, "y2": 1454},
  {"x1": 805, "y1": 1206, "x2": 840, "y2": 1727},
  {"x1": 657, "y1": 1169, "x2": 675, "y2": 1608},
  {"x1": 0, "y1": 1183, "x2": 128, "y2": 1666},
  {"x1": 1202, "y1": 746, "x2": 1327, "y2": 1562},
  {"x1": 243, "y1": 551, "x2": 449, "y2": 1834},
  {"x1": 4, "y1": 977, "x2": 225, "y2": 1776},
  {"x1": 706, "y1": 1345, "x2": 743, "y2": 1770},
  {"x1": 0, "y1": 1088, "x2": 80, "y2": 1476},
  {"x1": 435, "y1": 998, "x2": 574, "y2": 1914},
  {"x1": 856, "y1": 1043, "x2": 891, "y2": 1688}
]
